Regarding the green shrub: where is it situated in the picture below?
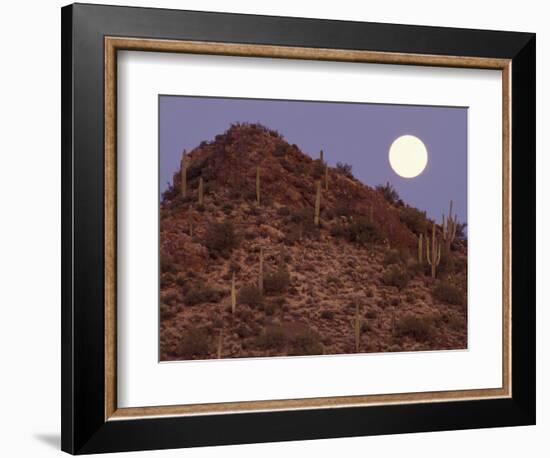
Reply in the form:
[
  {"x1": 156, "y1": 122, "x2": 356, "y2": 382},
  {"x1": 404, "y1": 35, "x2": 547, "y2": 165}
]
[
  {"x1": 395, "y1": 314, "x2": 435, "y2": 342},
  {"x1": 376, "y1": 182, "x2": 400, "y2": 205},
  {"x1": 177, "y1": 327, "x2": 210, "y2": 359},
  {"x1": 263, "y1": 269, "x2": 291, "y2": 294},
  {"x1": 277, "y1": 206, "x2": 291, "y2": 216},
  {"x1": 433, "y1": 281, "x2": 464, "y2": 305},
  {"x1": 320, "y1": 310, "x2": 335, "y2": 320},
  {"x1": 288, "y1": 327, "x2": 323, "y2": 356},
  {"x1": 383, "y1": 249, "x2": 403, "y2": 266},
  {"x1": 399, "y1": 207, "x2": 428, "y2": 234},
  {"x1": 204, "y1": 220, "x2": 239, "y2": 257},
  {"x1": 335, "y1": 162, "x2": 353, "y2": 178},
  {"x1": 381, "y1": 266, "x2": 410, "y2": 290},
  {"x1": 256, "y1": 325, "x2": 287, "y2": 350},
  {"x1": 331, "y1": 218, "x2": 383, "y2": 246},
  {"x1": 237, "y1": 284, "x2": 264, "y2": 308},
  {"x1": 183, "y1": 282, "x2": 223, "y2": 306}
]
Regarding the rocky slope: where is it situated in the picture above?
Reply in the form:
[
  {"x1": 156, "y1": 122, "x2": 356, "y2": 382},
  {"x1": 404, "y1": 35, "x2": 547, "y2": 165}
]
[{"x1": 159, "y1": 123, "x2": 468, "y2": 361}]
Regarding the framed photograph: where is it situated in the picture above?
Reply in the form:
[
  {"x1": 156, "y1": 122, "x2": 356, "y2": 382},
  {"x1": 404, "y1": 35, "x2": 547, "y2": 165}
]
[{"x1": 61, "y1": 3, "x2": 536, "y2": 454}]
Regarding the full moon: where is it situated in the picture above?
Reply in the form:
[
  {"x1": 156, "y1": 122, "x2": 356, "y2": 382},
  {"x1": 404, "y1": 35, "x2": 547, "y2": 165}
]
[{"x1": 388, "y1": 135, "x2": 428, "y2": 178}]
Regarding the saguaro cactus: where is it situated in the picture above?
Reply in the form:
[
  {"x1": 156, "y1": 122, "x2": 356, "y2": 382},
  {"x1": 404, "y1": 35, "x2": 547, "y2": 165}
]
[
  {"x1": 319, "y1": 149, "x2": 324, "y2": 162},
  {"x1": 216, "y1": 329, "x2": 223, "y2": 359},
  {"x1": 198, "y1": 177, "x2": 204, "y2": 205},
  {"x1": 351, "y1": 302, "x2": 362, "y2": 353},
  {"x1": 442, "y1": 200, "x2": 458, "y2": 251},
  {"x1": 426, "y1": 222, "x2": 441, "y2": 279},
  {"x1": 180, "y1": 149, "x2": 188, "y2": 197},
  {"x1": 417, "y1": 233, "x2": 423, "y2": 263},
  {"x1": 231, "y1": 271, "x2": 236, "y2": 314},
  {"x1": 258, "y1": 247, "x2": 264, "y2": 293},
  {"x1": 324, "y1": 165, "x2": 329, "y2": 191},
  {"x1": 314, "y1": 180, "x2": 321, "y2": 226},
  {"x1": 256, "y1": 166, "x2": 261, "y2": 206}
]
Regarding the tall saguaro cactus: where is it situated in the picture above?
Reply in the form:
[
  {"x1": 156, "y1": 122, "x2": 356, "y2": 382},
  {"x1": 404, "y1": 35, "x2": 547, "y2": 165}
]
[
  {"x1": 198, "y1": 177, "x2": 204, "y2": 205},
  {"x1": 231, "y1": 272, "x2": 236, "y2": 314},
  {"x1": 426, "y1": 222, "x2": 441, "y2": 279},
  {"x1": 256, "y1": 166, "x2": 261, "y2": 206},
  {"x1": 180, "y1": 149, "x2": 188, "y2": 197},
  {"x1": 418, "y1": 233, "x2": 423, "y2": 263},
  {"x1": 216, "y1": 329, "x2": 223, "y2": 359},
  {"x1": 319, "y1": 149, "x2": 324, "y2": 162},
  {"x1": 351, "y1": 302, "x2": 362, "y2": 353},
  {"x1": 258, "y1": 247, "x2": 264, "y2": 293},
  {"x1": 324, "y1": 165, "x2": 329, "y2": 191},
  {"x1": 442, "y1": 199, "x2": 458, "y2": 251},
  {"x1": 314, "y1": 180, "x2": 321, "y2": 226}
]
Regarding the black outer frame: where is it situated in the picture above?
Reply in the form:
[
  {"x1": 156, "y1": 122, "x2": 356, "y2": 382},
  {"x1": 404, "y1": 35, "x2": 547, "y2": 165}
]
[{"x1": 61, "y1": 3, "x2": 536, "y2": 454}]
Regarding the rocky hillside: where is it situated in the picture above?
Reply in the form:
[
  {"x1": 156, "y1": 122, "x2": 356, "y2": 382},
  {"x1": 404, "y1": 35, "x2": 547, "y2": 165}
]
[{"x1": 160, "y1": 123, "x2": 468, "y2": 361}]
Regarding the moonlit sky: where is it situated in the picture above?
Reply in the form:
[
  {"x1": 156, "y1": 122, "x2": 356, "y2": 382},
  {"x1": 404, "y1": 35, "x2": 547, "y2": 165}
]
[{"x1": 159, "y1": 95, "x2": 467, "y2": 224}]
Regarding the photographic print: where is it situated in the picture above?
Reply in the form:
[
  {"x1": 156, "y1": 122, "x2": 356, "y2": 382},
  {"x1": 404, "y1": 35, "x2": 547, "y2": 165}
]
[{"x1": 159, "y1": 95, "x2": 468, "y2": 361}]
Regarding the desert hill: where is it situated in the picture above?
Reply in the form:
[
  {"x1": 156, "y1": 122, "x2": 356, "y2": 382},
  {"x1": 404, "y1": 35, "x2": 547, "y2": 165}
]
[{"x1": 160, "y1": 123, "x2": 467, "y2": 360}]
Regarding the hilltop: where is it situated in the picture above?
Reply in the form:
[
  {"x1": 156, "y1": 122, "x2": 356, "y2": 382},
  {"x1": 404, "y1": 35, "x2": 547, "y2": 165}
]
[{"x1": 160, "y1": 123, "x2": 467, "y2": 360}]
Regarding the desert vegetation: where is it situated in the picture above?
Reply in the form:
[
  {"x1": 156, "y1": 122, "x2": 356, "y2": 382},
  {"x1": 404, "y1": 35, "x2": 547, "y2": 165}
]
[{"x1": 160, "y1": 123, "x2": 468, "y2": 360}]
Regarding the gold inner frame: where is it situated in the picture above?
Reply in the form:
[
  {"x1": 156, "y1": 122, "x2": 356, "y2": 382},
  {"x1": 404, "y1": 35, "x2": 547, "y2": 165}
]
[{"x1": 104, "y1": 37, "x2": 512, "y2": 421}]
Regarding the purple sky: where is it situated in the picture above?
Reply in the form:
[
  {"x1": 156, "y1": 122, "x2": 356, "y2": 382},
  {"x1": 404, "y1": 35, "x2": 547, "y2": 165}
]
[{"x1": 159, "y1": 95, "x2": 467, "y2": 223}]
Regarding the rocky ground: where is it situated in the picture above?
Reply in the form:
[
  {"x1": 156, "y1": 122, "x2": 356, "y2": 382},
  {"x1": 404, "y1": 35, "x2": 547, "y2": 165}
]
[{"x1": 159, "y1": 123, "x2": 468, "y2": 361}]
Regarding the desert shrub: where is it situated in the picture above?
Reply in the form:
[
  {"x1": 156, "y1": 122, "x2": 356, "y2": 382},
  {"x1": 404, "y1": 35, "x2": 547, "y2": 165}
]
[
  {"x1": 263, "y1": 268, "x2": 291, "y2": 294},
  {"x1": 320, "y1": 310, "x2": 335, "y2": 320},
  {"x1": 390, "y1": 296, "x2": 401, "y2": 306},
  {"x1": 177, "y1": 327, "x2": 210, "y2": 359},
  {"x1": 204, "y1": 220, "x2": 239, "y2": 257},
  {"x1": 160, "y1": 253, "x2": 178, "y2": 274},
  {"x1": 160, "y1": 272, "x2": 175, "y2": 289},
  {"x1": 395, "y1": 314, "x2": 435, "y2": 342},
  {"x1": 381, "y1": 265, "x2": 410, "y2": 290},
  {"x1": 433, "y1": 281, "x2": 464, "y2": 305},
  {"x1": 235, "y1": 323, "x2": 254, "y2": 338},
  {"x1": 222, "y1": 203, "x2": 234, "y2": 213},
  {"x1": 399, "y1": 207, "x2": 428, "y2": 234},
  {"x1": 437, "y1": 251, "x2": 456, "y2": 276},
  {"x1": 183, "y1": 282, "x2": 223, "y2": 306},
  {"x1": 273, "y1": 142, "x2": 290, "y2": 157},
  {"x1": 383, "y1": 249, "x2": 403, "y2": 266},
  {"x1": 161, "y1": 288, "x2": 179, "y2": 305},
  {"x1": 332, "y1": 218, "x2": 383, "y2": 246},
  {"x1": 160, "y1": 302, "x2": 178, "y2": 320},
  {"x1": 376, "y1": 182, "x2": 400, "y2": 205},
  {"x1": 256, "y1": 325, "x2": 287, "y2": 350},
  {"x1": 441, "y1": 312, "x2": 464, "y2": 331},
  {"x1": 365, "y1": 308, "x2": 378, "y2": 319},
  {"x1": 335, "y1": 162, "x2": 353, "y2": 178},
  {"x1": 285, "y1": 208, "x2": 319, "y2": 242},
  {"x1": 288, "y1": 327, "x2": 323, "y2": 356},
  {"x1": 277, "y1": 206, "x2": 291, "y2": 216},
  {"x1": 456, "y1": 221, "x2": 468, "y2": 240},
  {"x1": 237, "y1": 284, "x2": 264, "y2": 308}
]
